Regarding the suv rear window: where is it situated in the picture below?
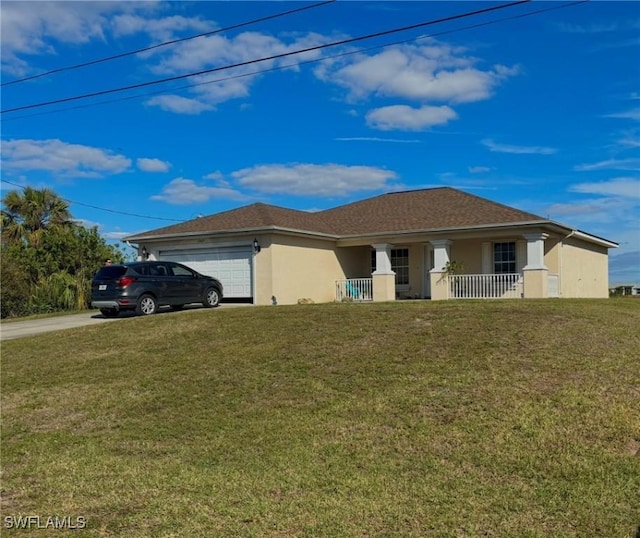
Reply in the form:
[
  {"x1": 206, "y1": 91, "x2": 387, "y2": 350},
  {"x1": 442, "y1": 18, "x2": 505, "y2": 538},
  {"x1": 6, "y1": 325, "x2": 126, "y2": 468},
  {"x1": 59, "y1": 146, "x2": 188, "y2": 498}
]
[{"x1": 94, "y1": 266, "x2": 128, "y2": 279}]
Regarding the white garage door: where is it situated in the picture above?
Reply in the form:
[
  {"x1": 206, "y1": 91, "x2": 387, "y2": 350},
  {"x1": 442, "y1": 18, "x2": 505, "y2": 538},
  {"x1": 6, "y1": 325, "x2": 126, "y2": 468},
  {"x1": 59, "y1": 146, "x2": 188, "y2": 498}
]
[{"x1": 159, "y1": 247, "x2": 253, "y2": 299}]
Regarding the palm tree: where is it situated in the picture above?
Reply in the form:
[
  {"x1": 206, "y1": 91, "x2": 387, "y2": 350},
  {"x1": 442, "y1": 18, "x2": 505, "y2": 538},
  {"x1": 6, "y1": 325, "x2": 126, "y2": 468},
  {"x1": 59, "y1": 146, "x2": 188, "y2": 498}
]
[{"x1": 1, "y1": 187, "x2": 72, "y2": 246}]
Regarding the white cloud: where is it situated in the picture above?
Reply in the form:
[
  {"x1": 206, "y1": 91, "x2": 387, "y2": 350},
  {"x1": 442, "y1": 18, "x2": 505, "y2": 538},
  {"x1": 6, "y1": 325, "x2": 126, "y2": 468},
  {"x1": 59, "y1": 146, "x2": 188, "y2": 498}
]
[
  {"x1": 618, "y1": 137, "x2": 640, "y2": 148},
  {"x1": 141, "y1": 30, "x2": 330, "y2": 111},
  {"x1": 146, "y1": 95, "x2": 214, "y2": 114},
  {"x1": 151, "y1": 178, "x2": 247, "y2": 205},
  {"x1": 203, "y1": 171, "x2": 224, "y2": 180},
  {"x1": 111, "y1": 13, "x2": 211, "y2": 41},
  {"x1": 316, "y1": 43, "x2": 519, "y2": 105},
  {"x1": 137, "y1": 158, "x2": 171, "y2": 173},
  {"x1": 232, "y1": 163, "x2": 398, "y2": 196},
  {"x1": 366, "y1": 105, "x2": 457, "y2": 131},
  {"x1": 468, "y1": 166, "x2": 491, "y2": 174},
  {"x1": 574, "y1": 158, "x2": 640, "y2": 172},
  {"x1": 481, "y1": 139, "x2": 557, "y2": 155},
  {"x1": 151, "y1": 30, "x2": 328, "y2": 74},
  {"x1": 335, "y1": 137, "x2": 421, "y2": 143},
  {"x1": 0, "y1": 139, "x2": 131, "y2": 178},
  {"x1": 604, "y1": 108, "x2": 640, "y2": 121},
  {"x1": 547, "y1": 198, "x2": 626, "y2": 219},
  {"x1": 609, "y1": 251, "x2": 640, "y2": 285},
  {"x1": 569, "y1": 178, "x2": 640, "y2": 198},
  {"x1": 553, "y1": 22, "x2": 621, "y2": 34},
  {"x1": 103, "y1": 230, "x2": 133, "y2": 241},
  {"x1": 0, "y1": 2, "x2": 160, "y2": 76}
]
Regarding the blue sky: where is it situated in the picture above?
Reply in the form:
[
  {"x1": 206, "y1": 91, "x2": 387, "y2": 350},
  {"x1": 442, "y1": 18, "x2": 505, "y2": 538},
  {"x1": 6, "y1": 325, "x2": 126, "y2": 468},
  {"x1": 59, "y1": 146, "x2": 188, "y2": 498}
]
[{"x1": 1, "y1": 1, "x2": 638, "y2": 284}]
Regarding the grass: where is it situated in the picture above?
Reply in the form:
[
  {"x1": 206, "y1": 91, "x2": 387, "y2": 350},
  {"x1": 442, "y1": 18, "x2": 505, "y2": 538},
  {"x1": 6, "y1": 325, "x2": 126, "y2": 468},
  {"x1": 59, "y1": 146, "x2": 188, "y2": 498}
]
[{"x1": 1, "y1": 300, "x2": 639, "y2": 537}]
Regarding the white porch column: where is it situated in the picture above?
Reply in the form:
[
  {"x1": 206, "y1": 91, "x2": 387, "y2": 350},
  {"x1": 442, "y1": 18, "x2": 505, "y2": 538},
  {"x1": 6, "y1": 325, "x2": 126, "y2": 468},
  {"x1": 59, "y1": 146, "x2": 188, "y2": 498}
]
[
  {"x1": 523, "y1": 233, "x2": 548, "y2": 270},
  {"x1": 430, "y1": 240, "x2": 451, "y2": 273},
  {"x1": 429, "y1": 239, "x2": 451, "y2": 300},
  {"x1": 522, "y1": 233, "x2": 549, "y2": 298},
  {"x1": 371, "y1": 243, "x2": 396, "y2": 302}
]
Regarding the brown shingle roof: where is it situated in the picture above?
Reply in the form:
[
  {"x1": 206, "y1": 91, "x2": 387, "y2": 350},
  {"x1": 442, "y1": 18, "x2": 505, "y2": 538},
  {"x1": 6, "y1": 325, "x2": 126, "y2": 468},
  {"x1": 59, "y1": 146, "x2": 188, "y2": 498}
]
[
  {"x1": 319, "y1": 187, "x2": 544, "y2": 235},
  {"x1": 130, "y1": 202, "x2": 337, "y2": 239},
  {"x1": 128, "y1": 188, "x2": 546, "y2": 240}
]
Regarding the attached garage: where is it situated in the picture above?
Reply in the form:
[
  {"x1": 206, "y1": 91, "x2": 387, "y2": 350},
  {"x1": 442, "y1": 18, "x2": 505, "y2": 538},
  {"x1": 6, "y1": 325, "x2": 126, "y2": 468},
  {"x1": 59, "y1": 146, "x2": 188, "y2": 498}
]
[{"x1": 159, "y1": 247, "x2": 253, "y2": 300}]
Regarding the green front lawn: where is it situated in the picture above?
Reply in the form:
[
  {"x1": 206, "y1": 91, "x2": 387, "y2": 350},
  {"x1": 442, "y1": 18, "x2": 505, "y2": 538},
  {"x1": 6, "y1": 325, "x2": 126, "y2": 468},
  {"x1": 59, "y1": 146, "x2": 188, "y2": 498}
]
[{"x1": 2, "y1": 300, "x2": 639, "y2": 537}]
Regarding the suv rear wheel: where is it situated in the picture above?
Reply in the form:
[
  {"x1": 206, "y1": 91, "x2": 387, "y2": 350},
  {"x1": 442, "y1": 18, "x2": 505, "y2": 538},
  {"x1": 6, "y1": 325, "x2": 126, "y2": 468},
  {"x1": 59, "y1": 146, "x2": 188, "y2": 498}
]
[
  {"x1": 136, "y1": 294, "x2": 158, "y2": 316},
  {"x1": 203, "y1": 288, "x2": 220, "y2": 308}
]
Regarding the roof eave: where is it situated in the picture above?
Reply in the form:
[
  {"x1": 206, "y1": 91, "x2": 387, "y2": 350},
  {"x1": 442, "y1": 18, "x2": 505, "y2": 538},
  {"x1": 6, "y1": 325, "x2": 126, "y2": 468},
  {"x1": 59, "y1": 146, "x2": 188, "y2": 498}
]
[
  {"x1": 569, "y1": 229, "x2": 618, "y2": 249},
  {"x1": 124, "y1": 225, "x2": 339, "y2": 243},
  {"x1": 125, "y1": 220, "x2": 618, "y2": 249},
  {"x1": 336, "y1": 220, "x2": 558, "y2": 242}
]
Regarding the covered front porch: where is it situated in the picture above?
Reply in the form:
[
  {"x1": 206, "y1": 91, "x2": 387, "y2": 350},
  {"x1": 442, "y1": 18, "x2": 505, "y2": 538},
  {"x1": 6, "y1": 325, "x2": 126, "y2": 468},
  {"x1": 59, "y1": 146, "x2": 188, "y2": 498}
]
[{"x1": 335, "y1": 233, "x2": 558, "y2": 302}]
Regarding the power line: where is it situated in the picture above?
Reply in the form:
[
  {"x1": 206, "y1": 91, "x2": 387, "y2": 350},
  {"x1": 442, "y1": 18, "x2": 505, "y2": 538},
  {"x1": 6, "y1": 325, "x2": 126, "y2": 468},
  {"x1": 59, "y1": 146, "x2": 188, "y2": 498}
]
[
  {"x1": 1, "y1": 0, "x2": 336, "y2": 87},
  {"x1": 1, "y1": 179, "x2": 184, "y2": 222},
  {"x1": 1, "y1": 0, "x2": 531, "y2": 115},
  {"x1": 0, "y1": 1, "x2": 588, "y2": 227},
  {"x1": 1, "y1": 0, "x2": 589, "y2": 124}
]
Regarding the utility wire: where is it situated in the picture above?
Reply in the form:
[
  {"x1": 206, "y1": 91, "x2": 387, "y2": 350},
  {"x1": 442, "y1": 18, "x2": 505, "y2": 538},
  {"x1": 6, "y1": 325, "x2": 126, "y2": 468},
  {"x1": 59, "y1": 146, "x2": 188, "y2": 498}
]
[
  {"x1": 1, "y1": 179, "x2": 184, "y2": 222},
  {"x1": 1, "y1": 0, "x2": 587, "y2": 124},
  {"x1": 1, "y1": 0, "x2": 531, "y2": 114},
  {"x1": 0, "y1": 1, "x2": 587, "y2": 225},
  {"x1": 1, "y1": 0, "x2": 336, "y2": 87}
]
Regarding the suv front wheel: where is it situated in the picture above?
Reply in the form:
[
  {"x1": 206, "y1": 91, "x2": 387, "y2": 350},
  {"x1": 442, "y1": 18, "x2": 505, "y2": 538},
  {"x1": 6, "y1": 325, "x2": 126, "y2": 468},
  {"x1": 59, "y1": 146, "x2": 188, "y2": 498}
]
[
  {"x1": 203, "y1": 288, "x2": 220, "y2": 308},
  {"x1": 136, "y1": 294, "x2": 158, "y2": 316}
]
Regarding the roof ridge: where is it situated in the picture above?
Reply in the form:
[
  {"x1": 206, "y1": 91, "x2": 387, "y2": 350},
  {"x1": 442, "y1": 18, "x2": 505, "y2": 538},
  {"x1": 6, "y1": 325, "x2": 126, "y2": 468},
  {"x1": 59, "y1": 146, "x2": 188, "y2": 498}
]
[
  {"x1": 319, "y1": 187, "x2": 454, "y2": 215},
  {"x1": 448, "y1": 188, "x2": 545, "y2": 220}
]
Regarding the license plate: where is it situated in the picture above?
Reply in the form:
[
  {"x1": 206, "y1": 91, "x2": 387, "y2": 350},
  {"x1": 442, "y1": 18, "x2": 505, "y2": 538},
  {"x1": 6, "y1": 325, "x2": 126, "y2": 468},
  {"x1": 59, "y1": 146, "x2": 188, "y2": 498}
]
[{"x1": 99, "y1": 284, "x2": 107, "y2": 290}]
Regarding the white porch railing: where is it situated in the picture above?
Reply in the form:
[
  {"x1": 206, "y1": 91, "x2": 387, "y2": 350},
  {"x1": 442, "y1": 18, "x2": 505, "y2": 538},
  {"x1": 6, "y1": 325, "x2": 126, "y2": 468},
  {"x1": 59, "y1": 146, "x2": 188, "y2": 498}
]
[
  {"x1": 449, "y1": 273, "x2": 523, "y2": 299},
  {"x1": 336, "y1": 278, "x2": 373, "y2": 302}
]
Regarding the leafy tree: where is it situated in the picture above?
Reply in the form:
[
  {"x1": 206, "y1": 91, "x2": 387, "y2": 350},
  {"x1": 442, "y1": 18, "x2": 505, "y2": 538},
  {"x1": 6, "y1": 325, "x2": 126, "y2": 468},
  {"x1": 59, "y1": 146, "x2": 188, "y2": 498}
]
[
  {"x1": 1, "y1": 187, "x2": 123, "y2": 317},
  {"x1": 0, "y1": 242, "x2": 32, "y2": 318},
  {"x1": 1, "y1": 187, "x2": 72, "y2": 246}
]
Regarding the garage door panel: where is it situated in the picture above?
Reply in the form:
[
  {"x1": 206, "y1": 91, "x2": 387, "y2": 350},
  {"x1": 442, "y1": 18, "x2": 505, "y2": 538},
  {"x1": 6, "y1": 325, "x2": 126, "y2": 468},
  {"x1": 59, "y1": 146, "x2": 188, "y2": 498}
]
[{"x1": 159, "y1": 248, "x2": 252, "y2": 299}]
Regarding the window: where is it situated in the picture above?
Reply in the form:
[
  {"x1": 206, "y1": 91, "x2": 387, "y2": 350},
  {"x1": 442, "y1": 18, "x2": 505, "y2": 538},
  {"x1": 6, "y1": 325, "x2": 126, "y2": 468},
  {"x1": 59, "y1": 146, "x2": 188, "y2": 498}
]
[
  {"x1": 494, "y1": 242, "x2": 516, "y2": 274},
  {"x1": 170, "y1": 263, "x2": 195, "y2": 277},
  {"x1": 371, "y1": 248, "x2": 409, "y2": 286}
]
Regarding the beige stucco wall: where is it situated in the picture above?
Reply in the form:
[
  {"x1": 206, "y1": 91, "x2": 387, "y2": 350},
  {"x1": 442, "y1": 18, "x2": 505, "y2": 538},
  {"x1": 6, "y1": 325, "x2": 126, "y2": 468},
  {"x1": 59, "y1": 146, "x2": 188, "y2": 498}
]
[
  {"x1": 141, "y1": 228, "x2": 612, "y2": 304},
  {"x1": 450, "y1": 239, "x2": 483, "y2": 274},
  {"x1": 544, "y1": 235, "x2": 561, "y2": 274},
  {"x1": 261, "y1": 235, "x2": 346, "y2": 305},
  {"x1": 336, "y1": 245, "x2": 371, "y2": 279},
  {"x1": 559, "y1": 237, "x2": 610, "y2": 298}
]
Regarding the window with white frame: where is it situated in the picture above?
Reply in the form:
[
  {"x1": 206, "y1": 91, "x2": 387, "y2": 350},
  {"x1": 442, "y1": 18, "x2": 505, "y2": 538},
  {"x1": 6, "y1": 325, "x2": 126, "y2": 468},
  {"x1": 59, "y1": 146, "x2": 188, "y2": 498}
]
[
  {"x1": 371, "y1": 248, "x2": 409, "y2": 286},
  {"x1": 494, "y1": 242, "x2": 516, "y2": 274}
]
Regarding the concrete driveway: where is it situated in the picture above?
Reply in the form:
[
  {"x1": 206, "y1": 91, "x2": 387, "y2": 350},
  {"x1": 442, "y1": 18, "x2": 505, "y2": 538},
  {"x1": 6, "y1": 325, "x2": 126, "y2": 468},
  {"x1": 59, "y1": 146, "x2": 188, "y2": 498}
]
[
  {"x1": 0, "y1": 311, "x2": 121, "y2": 341},
  {"x1": 0, "y1": 304, "x2": 249, "y2": 341}
]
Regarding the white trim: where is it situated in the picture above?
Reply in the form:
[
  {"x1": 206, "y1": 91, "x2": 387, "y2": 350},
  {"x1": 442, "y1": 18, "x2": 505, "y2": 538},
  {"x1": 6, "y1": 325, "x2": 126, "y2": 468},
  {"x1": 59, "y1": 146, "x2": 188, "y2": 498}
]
[
  {"x1": 371, "y1": 243, "x2": 394, "y2": 275},
  {"x1": 523, "y1": 233, "x2": 549, "y2": 270},
  {"x1": 568, "y1": 230, "x2": 618, "y2": 249},
  {"x1": 516, "y1": 240, "x2": 526, "y2": 273},
  {"x1": 430, "y1": 239, "x2": 451, "y2": 273}
]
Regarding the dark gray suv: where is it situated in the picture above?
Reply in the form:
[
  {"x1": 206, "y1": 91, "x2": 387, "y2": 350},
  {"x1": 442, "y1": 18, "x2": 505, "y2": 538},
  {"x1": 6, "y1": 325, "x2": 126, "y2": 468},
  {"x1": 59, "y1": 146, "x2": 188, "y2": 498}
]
[{"x1": 91, "y1": 261, "x2": 223, "y2": 317}]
